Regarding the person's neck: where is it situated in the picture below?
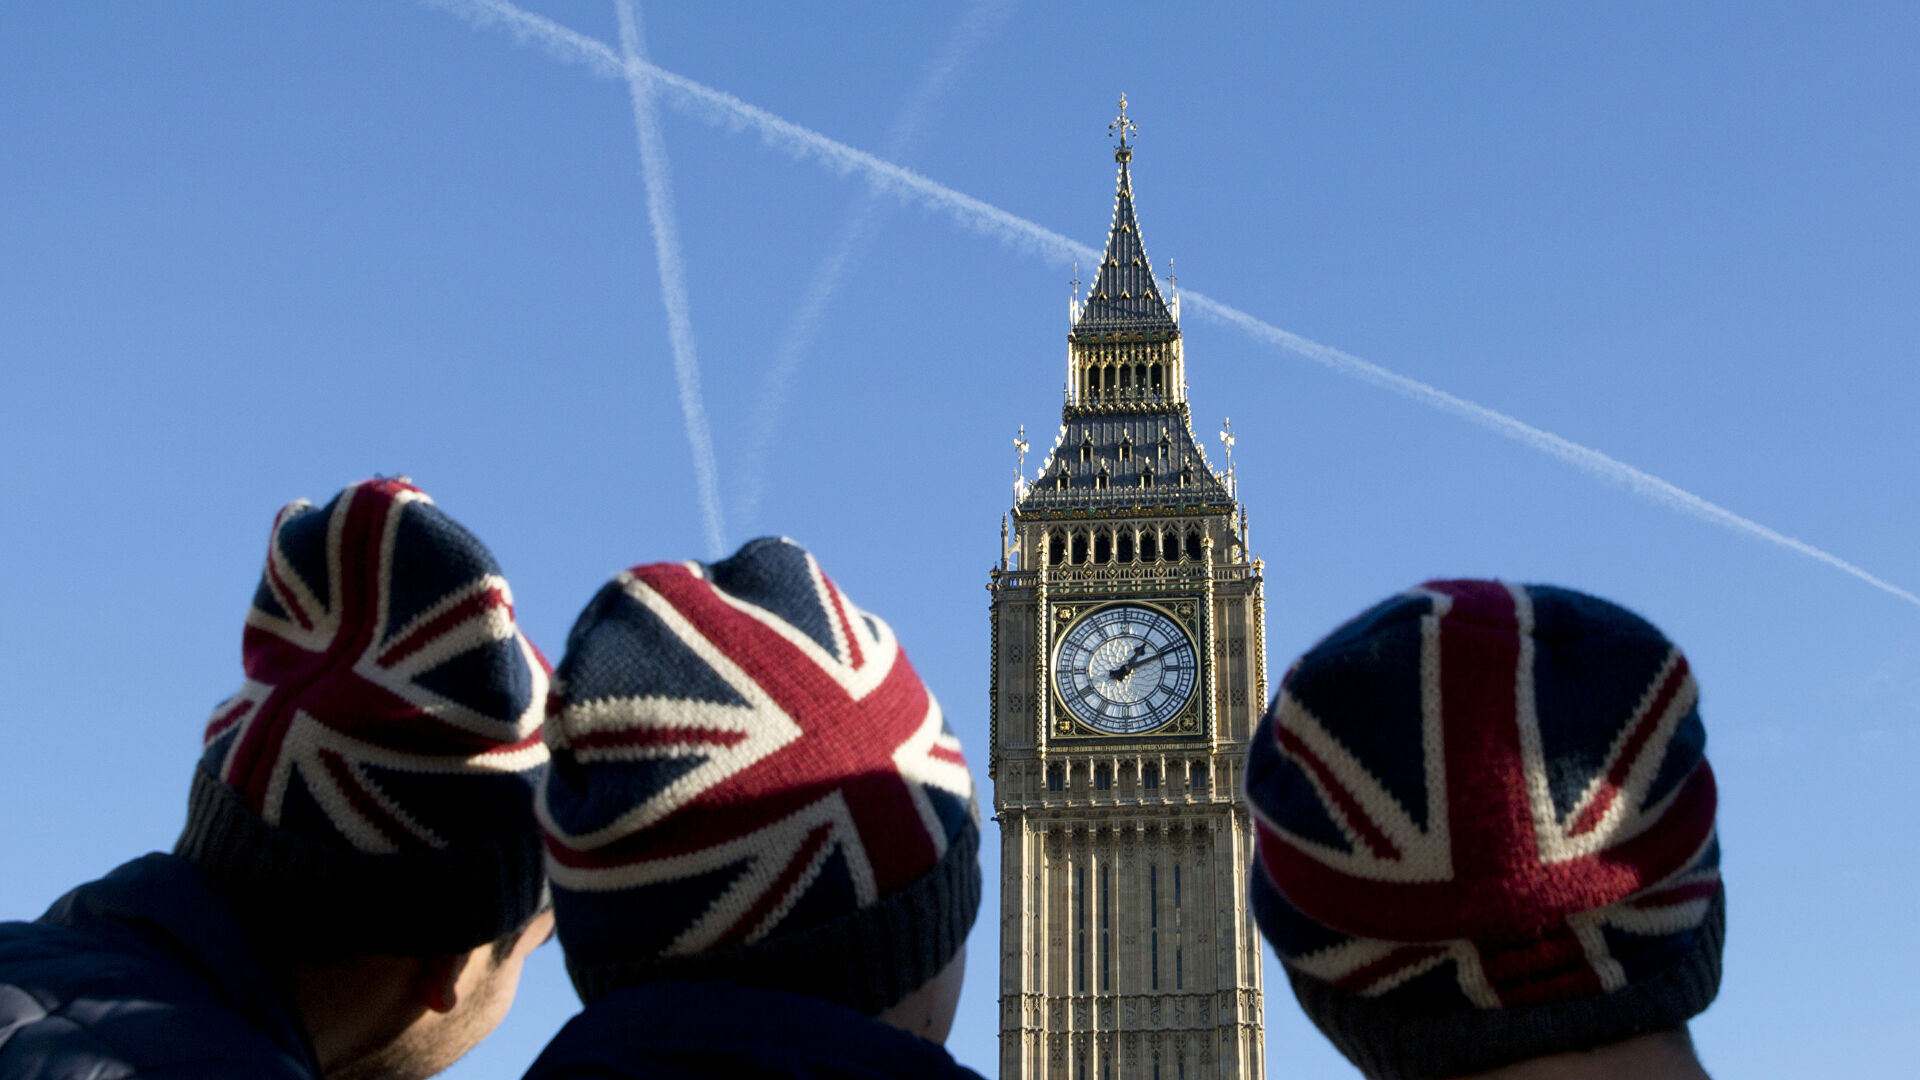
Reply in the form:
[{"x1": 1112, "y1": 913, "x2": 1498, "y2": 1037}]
[
  {"x1": 283, "y1": 954, "x2": 424, "y2": 1075},
  {"x1": 1461, "y1": 1029, "x2": 1709, "y2": 1080},
  {"x1": 874, "y1": 951, "x2": 965, "y2": 1044}
]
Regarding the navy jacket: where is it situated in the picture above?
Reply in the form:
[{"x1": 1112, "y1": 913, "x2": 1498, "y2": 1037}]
[
  {"x1": 0, "y1": 854, "x2": 320, "y2": 1079},
  {"x1": 523, "y1": 981, "x2": 986, "y2": 1080}
]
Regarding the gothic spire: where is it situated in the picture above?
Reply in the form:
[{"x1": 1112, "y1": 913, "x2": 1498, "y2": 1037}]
[
  {"x1": 1026, "y1": 96, "x2": 1226, "y2": 512},
  {"x1": 1073, "y1": 94, "x2": 1177, "y2": 339}
]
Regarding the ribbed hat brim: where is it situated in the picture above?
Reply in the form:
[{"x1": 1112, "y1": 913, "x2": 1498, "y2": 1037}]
[{"x1": 177, "y1": 767, "x2": 546, "y2": 957}]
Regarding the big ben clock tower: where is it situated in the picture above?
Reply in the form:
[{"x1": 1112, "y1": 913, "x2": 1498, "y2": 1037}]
[{"x1": 990, "y1": 99, "x2": 1267, "y2": 1080}]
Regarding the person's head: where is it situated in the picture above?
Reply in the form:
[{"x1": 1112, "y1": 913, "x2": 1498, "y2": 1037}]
[
  {"x1": 538, "y1": 537, "x2": 980, "y2": 1038},
  {"x1": 1244, "y1": 580, "x2": 1723, "y2": 1080},
  {"x1": 174, "y1": 477, "x2": 552, "y2": 1077}
]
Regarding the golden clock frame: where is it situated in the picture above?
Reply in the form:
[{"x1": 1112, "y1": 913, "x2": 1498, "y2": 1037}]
[{"x1": 1045, "y1": 596, "x2": 1206, "y2": 741}]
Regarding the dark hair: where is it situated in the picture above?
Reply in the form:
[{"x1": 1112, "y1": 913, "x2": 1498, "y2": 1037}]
[
  {"x1": 489, "y1": 894, "x2": 553, "y2": 965},
  {"x1": 488, "y1": 922, "x2": 524, "y2": 965}
]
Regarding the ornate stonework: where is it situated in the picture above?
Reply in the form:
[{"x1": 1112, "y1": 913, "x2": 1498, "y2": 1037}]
[{"x1": 989, "y1": 102, "x2": 1266, "y2": 1080}]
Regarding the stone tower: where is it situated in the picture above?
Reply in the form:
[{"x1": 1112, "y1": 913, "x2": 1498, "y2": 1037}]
[{"x1": 989, "y1": 100, "x2": 1268, "y2": 1080}]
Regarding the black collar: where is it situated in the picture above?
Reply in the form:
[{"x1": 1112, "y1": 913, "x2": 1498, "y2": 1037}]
[{"x1": 39, "y1": 852, "x2": 322, "y2": 1072}]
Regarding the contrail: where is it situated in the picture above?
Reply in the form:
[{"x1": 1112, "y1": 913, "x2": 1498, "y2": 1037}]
[
  {"x1": 735, "y1": 0, "x2": 1019, "y2": 531},
  {"x1": 1182, "y1": 293, "x2": 1920, "y2": 609},
  {"x1": 427, "y1": 0, "x2": 1087, "y2": 264},
  {"x1": 428, "y1": 0, "x2": 1920, "y2": 611},
  {"x1": 612, "y1": 0, "x2": 725, "y2": 558}
]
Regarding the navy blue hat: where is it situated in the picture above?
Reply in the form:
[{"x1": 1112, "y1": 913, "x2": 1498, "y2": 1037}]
[
  {"x1": 177, "y1": 478, "x2": 551, "y2": 956},
  {"x1": 1247, "y1": 581, "x2": 1722, "y2": 1079},
  {"x1": 539, "y1": 538, "x2": 980, "y2": 1012}
]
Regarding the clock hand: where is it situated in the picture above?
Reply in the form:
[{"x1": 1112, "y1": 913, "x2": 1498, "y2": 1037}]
[
  {"x1": 1106, "y1": 642, "x2": 1147, "y2": 681},
  {"x1": 1100, "y1": 641, "x2": 1146, "y2": 680},
  {"x1": 1108, "y1": 641, "x2": 1184, "y2": 681}
]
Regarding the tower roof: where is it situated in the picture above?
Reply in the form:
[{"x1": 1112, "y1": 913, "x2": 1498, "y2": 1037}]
[
  {"x1": 1017, "y1": 96, "x2": 1229, "y2": 518},
  {"x1": 1014, "y1": 413, "x2": 1232, "y2": 518},
  {"x1": 1073, "y1": 97, "x2": 1176, "y2": 339}
]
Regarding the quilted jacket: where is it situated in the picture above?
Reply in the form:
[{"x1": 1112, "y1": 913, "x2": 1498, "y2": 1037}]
[{"x1": 0, "y1": 854, "x2": 319, "y2": 1079}]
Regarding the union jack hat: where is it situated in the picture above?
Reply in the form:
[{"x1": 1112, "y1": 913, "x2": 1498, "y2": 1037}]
[
  {"x1": 176, "y1": 478, "x2": 551, "y2": 956},
  {"x1": 1246, "y1": 581, "x2": 1723, "y2": 1080},
  {"x1": 539, "y1": 537, "x2": 980, "y2": 1013}
]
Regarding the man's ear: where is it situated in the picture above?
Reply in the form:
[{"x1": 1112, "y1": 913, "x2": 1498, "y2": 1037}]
[{"x1": 418, "y1": 952, "x2": 470, "y2": 1015}]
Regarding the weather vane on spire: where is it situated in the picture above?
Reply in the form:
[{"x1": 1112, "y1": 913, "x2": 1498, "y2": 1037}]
[
  {"x1": 1219, "y1": 417, "x2": 1237, "y2": 497},
  {"x1": 1012, "y1": 425, "x2": 1031, "y2": 501},
  {"x1": 1109, "y1": 93, "x2": 1137, "y2": 161}
]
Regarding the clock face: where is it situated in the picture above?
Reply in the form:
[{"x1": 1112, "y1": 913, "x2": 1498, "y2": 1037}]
[{"x1": 1054, "y1": 604, "x2": 1198, "y2": 735}]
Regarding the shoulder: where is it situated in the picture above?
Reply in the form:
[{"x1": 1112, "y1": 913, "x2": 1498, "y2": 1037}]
[{"x1": 0, "y1": 918, "x2": 316, "y2": 1080}]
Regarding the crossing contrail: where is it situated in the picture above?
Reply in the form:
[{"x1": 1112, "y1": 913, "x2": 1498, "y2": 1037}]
[
  {"x1": 428, "y1": 0, "x2": 1086, "y2": 263},
  {"x1": 428, "y1": 0, "x2": 1920, "y2": 611},
  {"x1": 1182, "y1": 293, "x2": 1920, "y2": 608},
  {"x1": 612, "y1": 0, "x2": 725, "y2": 558},
  {"x1": 735, "y1": 0, "x2": 1018, "y2": 531}
]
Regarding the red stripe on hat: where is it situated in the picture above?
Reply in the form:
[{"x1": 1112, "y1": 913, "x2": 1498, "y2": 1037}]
[
  {"x1": 820, "y1": 574, "x2": 865, "y2": 670},
  {"x1": 377, "y1": 584, "x2": 511, "y2": 667},
  {"x1": 1428, "y1": 580, "x2": 1538, "y2": 895},
  {"x1": 1273, "y1": 724, "x2": 1402, "y2": 860},
  {"x1": 203, "y1": 698, "x2": 254, "y2": 746},
  {"x1": 1330, "y1": 944, "x2": 1446, "y2": 995},
  {"x1": 264, "y1": 504, "x2": 315, "y2": 631},
  {"x1": 319, "y1": 748, "x2": 419, "y2": 851},
  {"x1": 1477, "y1": 924, "x2": 1604, "y2": 1006},
  {"x1": 1568, "y1": 656, "x2": 1690, "y2": 837},
  {"x1": 711, "y1": 821, "x2": 834, "y2": 949},
  {"x1": 570, "y1": 725, "x2": 749, "y2": 753}
]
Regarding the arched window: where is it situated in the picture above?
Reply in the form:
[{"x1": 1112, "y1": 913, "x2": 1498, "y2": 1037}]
[
  {"x1": 1049, "y1": 530, "x2": 1066, "y2": 566},
  {"x1": 1103, "y1": 366, "x2": 1117, "y2": 392},
  {"x1": 1047, "y1": 764, "x2": 1064, "y2": 792},
  {"x1": 1140, "y1": 530, "x2": 1159, "y2": 562},
  {"x1": 1116, "y1": 530, "x2": 1134, "y2": 562},
  {"x1": 1151, "y1": 363, "x2": 1164, "y2": 395},
  {"x1": 1094, "y1": 764, "x2": 1112, "y2": 790},
  {"x1": 1071, "y1": 532, "x2": 1089, "y2": 565},
  {"x1": 1165, "y1": 528, "x2": 1180, "y2": 559},
  {"x1": 1093, "y1": 529, "x2": 1112, "y2": 564},
  {"x1": 1185, "y1": 528, "x2": 1203, "y2": 561},
  {"x1": 1118, "y1": 365, "x2": 1132, "y2": 390},
  {"x1": 1158, "y1": 434, "x2": 1171, "y2": 458}
]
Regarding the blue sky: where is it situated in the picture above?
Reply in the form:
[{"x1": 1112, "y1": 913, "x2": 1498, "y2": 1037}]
[{"x1": 3, "y1": 3, "x2": 1917, "y2": 1077}]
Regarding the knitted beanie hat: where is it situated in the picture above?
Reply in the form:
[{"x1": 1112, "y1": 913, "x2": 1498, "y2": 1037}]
[
  {"x1": 539, "y1": 537, "x2": 981, "y2": 1013},
  {"x1": 1245, "y1": 580, "x2": 1722, "y2": 1080},
  {"x1": 176, "y1": 478, "x2": 550, "y2": 957}
]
